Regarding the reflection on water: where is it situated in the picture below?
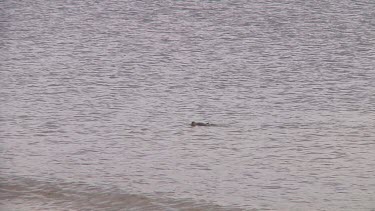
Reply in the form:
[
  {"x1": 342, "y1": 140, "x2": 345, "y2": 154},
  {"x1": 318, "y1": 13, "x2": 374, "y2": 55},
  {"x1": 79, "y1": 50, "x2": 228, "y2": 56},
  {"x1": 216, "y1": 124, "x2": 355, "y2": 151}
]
[{"x1": 1, "y1": 0, "x2": 375, "y2": 210}]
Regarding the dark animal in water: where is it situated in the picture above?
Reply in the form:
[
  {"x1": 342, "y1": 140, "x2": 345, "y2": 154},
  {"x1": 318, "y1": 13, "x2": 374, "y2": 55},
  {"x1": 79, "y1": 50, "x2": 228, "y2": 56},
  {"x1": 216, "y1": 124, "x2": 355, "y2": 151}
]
[{"x1": 191, "y1": 121, "x2": 210, "y2": 126}]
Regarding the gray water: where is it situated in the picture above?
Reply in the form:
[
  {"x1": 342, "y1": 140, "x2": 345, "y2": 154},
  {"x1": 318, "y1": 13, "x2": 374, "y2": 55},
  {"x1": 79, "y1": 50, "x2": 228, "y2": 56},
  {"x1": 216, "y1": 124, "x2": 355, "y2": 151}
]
[{"x1": 1, "y1": 0, "x2": 375, "y2": 210}]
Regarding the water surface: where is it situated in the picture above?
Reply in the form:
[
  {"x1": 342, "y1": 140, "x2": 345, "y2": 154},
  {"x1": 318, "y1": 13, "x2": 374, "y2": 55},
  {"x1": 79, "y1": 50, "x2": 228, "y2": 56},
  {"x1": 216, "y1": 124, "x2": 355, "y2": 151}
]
[{"x1": 1, "y1": 0, "x2": 375, "y2": 210}]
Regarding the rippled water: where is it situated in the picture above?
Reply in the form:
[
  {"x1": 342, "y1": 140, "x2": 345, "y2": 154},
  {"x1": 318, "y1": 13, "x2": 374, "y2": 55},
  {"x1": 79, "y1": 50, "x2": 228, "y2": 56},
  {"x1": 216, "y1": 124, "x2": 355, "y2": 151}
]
[{"x1": 1, "y1": 0, "x2": 375, "y2": 210}]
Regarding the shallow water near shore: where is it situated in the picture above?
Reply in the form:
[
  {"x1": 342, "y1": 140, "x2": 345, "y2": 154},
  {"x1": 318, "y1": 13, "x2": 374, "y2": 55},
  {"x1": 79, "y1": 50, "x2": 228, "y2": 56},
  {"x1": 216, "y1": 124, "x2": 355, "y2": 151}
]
[{"x1": 1, "y1": 0, "x2": 375, "y2": 210}]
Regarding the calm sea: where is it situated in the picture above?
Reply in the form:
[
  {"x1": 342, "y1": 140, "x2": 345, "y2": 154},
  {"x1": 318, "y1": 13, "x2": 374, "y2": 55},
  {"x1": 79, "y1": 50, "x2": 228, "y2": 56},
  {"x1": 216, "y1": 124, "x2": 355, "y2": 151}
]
[{"x1": 1, "y1": 0, "x2": 375, "y2": 210}]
